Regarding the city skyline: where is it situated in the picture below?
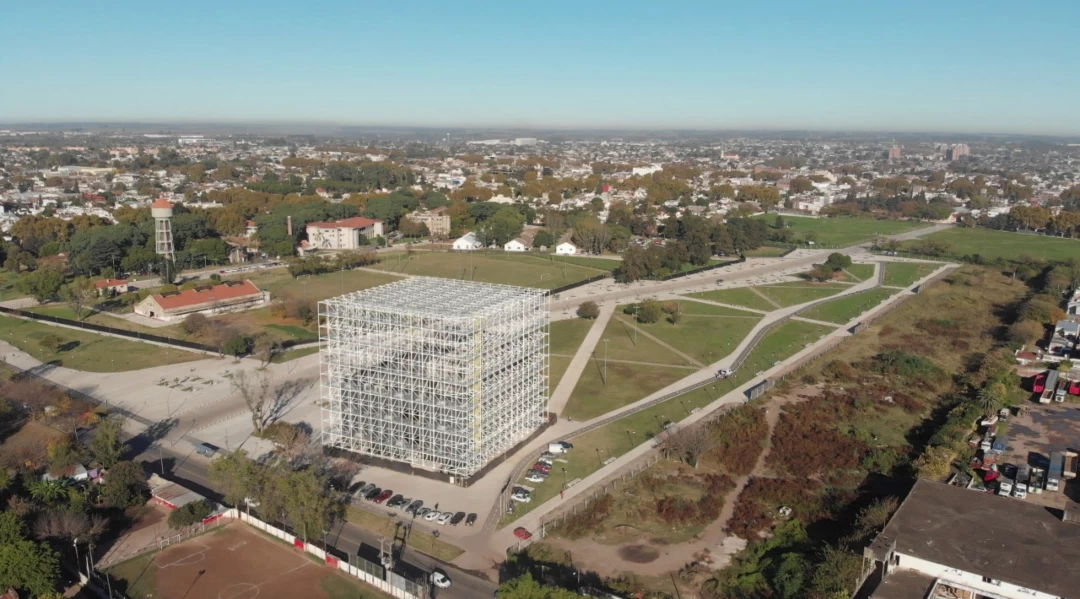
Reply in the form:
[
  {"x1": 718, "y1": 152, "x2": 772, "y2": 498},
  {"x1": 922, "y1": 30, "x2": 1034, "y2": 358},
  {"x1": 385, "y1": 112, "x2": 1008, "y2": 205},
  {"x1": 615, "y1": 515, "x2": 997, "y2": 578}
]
[{"x1": 2, "y1": 1, "x2": 1079, "y2": 135}]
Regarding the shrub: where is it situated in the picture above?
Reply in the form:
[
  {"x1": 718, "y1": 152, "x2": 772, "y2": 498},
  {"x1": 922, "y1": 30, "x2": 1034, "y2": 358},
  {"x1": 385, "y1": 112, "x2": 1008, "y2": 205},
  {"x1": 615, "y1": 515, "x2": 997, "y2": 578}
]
[
  {"x1": 40, "y1": 335, "x2": 63, "y2": 352},
  {"x1": 560, "y1": 494, "x2": 613, "y2": 539},
  {"x1": 223, "y1": 335, "x2": 250, "y2": 358},
  {"x1": 706, "y1": 405, "x2": 768, "y2": 476},
  {"x1": 167, "y1": 499, "x2": 213, "y2": 529},
  {"x1": 1006, "y1": 320, "x2": 1044, "y2": 347},
  {"x1": 636, "y1": 300, "x2": 663, "y2": 324},
  {"x1": 822, "y1": 360, "x2": 856, "y2": 381},
  {"x1": 181, "y1": 313, "x2": 210, "y2": 336},
  {"x1": 576, "y1": 301, "x2": 600, "y2": 319}
]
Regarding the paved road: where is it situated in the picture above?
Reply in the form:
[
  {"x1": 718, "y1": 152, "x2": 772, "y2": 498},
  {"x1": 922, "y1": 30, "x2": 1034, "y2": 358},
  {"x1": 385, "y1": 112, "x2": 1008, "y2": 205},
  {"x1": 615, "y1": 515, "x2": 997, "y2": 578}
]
[{"x1": 141, "y1": 444, "x2": 498, "y2": 599}]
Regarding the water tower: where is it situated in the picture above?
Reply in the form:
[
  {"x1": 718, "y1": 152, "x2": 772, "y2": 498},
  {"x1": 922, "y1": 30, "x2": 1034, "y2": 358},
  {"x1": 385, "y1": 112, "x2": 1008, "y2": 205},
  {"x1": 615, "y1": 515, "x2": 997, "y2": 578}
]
[{"x1": 151, "y1": 198, "x2": 175, "y2": 260}]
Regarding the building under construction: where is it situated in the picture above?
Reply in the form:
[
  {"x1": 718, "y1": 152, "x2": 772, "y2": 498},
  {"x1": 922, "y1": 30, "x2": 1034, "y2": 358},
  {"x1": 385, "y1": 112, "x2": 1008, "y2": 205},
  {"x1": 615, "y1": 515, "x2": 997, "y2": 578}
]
[{"x1": 320, "y1": 277, "x2": 548, "y2": 480}]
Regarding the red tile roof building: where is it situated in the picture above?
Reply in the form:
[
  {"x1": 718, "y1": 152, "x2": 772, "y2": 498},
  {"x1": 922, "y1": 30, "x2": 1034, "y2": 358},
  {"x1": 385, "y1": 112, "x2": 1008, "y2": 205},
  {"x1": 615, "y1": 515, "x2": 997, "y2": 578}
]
[
  {"x1": 305, "y1": 217, "x2": 384, "y2": 250},
  {"x1": 134, "y1": 280, "x2": 268, "y2": 322}
]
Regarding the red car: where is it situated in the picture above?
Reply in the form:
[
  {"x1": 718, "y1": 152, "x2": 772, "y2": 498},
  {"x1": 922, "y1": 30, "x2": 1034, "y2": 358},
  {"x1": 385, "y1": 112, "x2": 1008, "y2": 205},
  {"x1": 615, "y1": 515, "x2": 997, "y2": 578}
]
[
  {"x1": 513, "y1": 527, "x2": 533, "y2": 540},
  {"x1": 374, "y1": 490, "x2": 394, "y2": 503},
  {"x1": 533, "y1": 463, "x2": 551, "y2": 473}
]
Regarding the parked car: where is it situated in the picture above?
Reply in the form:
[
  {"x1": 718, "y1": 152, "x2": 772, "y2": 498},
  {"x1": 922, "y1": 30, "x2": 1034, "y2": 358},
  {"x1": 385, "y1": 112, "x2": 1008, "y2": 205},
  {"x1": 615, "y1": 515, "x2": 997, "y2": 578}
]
[
  {"x1": 430, "y1": 570, "x2": 452, "y2": 589},
  {"x1": 465, "y1": 513, "x2": 477, "y2": 526},
  {"x1": 395, "y1": 496, "x2": 412, "y2": 509},
  {"x1": 513, "y1": 527, "x2": 533, "y2": 540},
  {"x1": 405, "y1": 500, "x2": 423, "y2": 515},
  {"x1": 533, "y1": 463, "x2": 552, "y2": 473},
  {"x1": 358, "y1": 483, "x2": 376, "y2": 497},
  {"x1": 437, "y1": 512, "x2": 453, "y2": 525},
  {"x1": 195, "y1": 443, "x2": 218, "y2": 457},
  {"x1": 539, "y1": 452, "x2": 558, "y2": 461},
  {"x1": 525, "y1": 474, "x2": 546, "y2": 483},
  {"x1": 424, "y1": 510, "x2": 442, "y2": 521},
  {"x1": 716, "y1": 368, "x2": 733, "y2": 379},
  {"x1": 511, "y1": 491, "x2": 531, "y2": 504},
  {"x1": 450, "y1": 512, "x2": 466, "y2": 526},
  {"x1": 416, "y1": 507, "x2": 431, "y2": 519},
  {"x1": 387, "y1": 494, "x2": 405, "y2": 508},
  {"x1": 537, "y1": 455, "x2": 554, "y2": 465},
  {"x1": 374, "y1": 490, "x2": 393, "y2": 504},
  {"x1": 558, "y1": 441, "x2": 574, "y2": 450},
  {"x1": 364, "y1": 487, "x2": 382, "y2": 501},
  {"x1": 348, "y1": 481, "x2": 367, "y2": 495}
]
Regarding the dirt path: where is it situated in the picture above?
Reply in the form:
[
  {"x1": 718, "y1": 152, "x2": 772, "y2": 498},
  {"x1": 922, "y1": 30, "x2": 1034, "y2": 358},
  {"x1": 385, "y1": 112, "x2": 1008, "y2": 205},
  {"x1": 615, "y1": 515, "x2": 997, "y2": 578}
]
[
  {"x1": 543, "y1": 390, "x2": 814, "y2": 578},
  {"x1": 749, "y1": 286, "x2": 784, "y2": 309},
  {"x1": 613, "y1": 316, "x2": 705, "y2": 367}
]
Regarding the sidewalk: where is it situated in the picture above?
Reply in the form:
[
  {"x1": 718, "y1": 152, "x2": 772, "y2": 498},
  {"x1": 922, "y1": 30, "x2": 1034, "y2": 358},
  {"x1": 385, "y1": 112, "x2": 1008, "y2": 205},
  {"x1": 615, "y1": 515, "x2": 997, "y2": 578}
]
[{"x1": 546, "y1": 304, "x2": 615, "y2": 416}]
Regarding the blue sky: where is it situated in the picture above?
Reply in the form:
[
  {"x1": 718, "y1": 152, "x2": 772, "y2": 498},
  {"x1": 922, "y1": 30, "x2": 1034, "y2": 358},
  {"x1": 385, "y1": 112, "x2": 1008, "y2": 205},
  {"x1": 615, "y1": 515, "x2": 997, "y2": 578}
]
[{"x1": 1, "y1": 1, "x2": 1078, "y2": 134}]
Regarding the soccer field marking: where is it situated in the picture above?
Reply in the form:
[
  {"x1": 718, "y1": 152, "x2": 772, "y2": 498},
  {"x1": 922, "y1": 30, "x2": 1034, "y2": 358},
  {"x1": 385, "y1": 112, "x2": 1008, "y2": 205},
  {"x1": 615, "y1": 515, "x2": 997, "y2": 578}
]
[
  {"x1": 219, "y1": 582, "x2": 260, "y2": 599},
  {"x1": 156, "y1": 544, "x2": 210, "y2": 569},
  {"x1": 228, "y1": 541, "x2": 248, "y2": 551}
]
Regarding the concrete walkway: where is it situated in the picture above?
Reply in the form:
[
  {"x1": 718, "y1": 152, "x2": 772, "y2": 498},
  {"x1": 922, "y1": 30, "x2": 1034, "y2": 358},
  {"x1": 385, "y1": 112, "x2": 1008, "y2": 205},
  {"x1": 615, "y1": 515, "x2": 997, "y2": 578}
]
[{"x1": 546, "y1": 303, "x2": 615, "y2": 417}]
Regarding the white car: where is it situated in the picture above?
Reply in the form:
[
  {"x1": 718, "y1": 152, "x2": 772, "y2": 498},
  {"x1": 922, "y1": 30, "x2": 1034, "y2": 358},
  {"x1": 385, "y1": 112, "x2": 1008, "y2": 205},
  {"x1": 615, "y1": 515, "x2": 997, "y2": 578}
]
[
  {"x1": 424, "y1": 510, "x2": 442, "y2": 521},
  {"x1": 537, "y1": 456, "x2": 554, "y2": 465},
  {"x1": 431, "y1": 571, "x2": 452, "y2": 589},
  {"x1": 525, "y1": 474, "x2": 546, "y2": 483},
  {"x1": 510, "y1": 493, "x2": 532, "y2": 503},
  {"x1": 716, "y1": 368, "x2": 733, "y2": 379},
  {"x1": 437, "y1": 512, "x2": 453, "y2": 525}
]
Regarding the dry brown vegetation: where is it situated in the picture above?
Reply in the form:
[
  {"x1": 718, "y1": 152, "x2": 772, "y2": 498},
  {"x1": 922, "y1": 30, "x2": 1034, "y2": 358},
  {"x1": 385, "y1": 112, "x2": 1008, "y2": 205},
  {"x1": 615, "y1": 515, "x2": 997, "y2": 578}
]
[{"x1": 704, "y1": 405, "x2": 768, "y2": 476}]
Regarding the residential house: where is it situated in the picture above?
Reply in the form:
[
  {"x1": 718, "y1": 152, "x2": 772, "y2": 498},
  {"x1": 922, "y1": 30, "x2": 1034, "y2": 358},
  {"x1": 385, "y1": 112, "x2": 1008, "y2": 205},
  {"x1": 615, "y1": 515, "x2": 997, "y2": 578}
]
[
  {"x1": 862, "y1": 479, "x2": 1080, "y2": 599},
  {"x1": 452, "y1": 232, "x2": 483, "y2": 251},
  {"x1": 94, "y1": 278, "x2": 131, "y2": 297},
  {"x1": 305, "y1": 217, "x2": 383, "y2": 250},
  {"x1": 134, "y1": 280, "x2": 268, "y2": 322},
  {"x1": 556, "y1": 241, "x2": 578, "y2": 255},
  {"x1": 504, "y1": 237, "x2": 532, "y2": 252}
]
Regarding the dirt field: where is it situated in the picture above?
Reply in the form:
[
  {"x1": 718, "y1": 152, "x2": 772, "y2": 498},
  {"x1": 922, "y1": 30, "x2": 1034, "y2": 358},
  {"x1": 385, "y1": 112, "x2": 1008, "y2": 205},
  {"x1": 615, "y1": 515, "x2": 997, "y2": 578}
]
[
  {"x1": 996, "y1": 403, "x2": 1080, "y2": 508},
  {"x1": 107, "y1": 522, "x2": 391, "y2": 599}
]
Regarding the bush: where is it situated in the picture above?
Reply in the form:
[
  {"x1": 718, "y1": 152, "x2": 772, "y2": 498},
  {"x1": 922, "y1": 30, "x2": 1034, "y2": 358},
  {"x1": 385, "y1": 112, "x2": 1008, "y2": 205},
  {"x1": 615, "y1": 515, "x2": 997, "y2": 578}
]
[
  {"x1": 181, "y1": 313, "x2": 210, "y2": 336},
  {"x1": 576, "y1": 301, "x2": 600, "y2": 319},
  {"x1": 636, "y1": 300, "x2": 663, "y2": 324},
  {"x1": 167, "y1": 499, "x2": 214, "y2": 529},
  {"x1": 40, "y1": 334, "x2": 63, "y2": 352},
  {"x1": 1007, "y1": 320, "x2": 1044, "y2": 347},
  {"x1": 223, "y1": 335, "x2": 250, "y2": 358}
]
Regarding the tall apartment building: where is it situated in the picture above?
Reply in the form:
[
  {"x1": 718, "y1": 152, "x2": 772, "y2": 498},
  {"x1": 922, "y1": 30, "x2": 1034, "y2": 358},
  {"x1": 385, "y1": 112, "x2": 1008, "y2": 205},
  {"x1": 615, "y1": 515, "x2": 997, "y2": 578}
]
[
  {"x1": 946, "y1": 144, "x2": 970, "y2": 161},
  {"x1": 887, "y1": 145, "x2": 902, "y2": 161},
  {"x1": 405, "y1": 208, "x2": 451, "y2": 238}
]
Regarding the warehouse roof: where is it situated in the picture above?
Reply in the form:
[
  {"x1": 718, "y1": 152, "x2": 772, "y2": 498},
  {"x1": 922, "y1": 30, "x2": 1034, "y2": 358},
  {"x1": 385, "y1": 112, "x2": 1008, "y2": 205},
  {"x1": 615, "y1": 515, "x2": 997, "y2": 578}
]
[{"x1": 152, "y1": 280, "x2": 262, "y2": 310}]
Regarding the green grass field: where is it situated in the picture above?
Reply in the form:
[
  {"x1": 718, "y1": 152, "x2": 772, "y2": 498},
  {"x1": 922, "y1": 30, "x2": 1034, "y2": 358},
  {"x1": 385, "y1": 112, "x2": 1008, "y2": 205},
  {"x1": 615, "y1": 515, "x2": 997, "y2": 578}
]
[
  {"x1": 797, "y1": 288, "x2": 897, "y2": 324},
  {"x1": 685, "y1": 287, "x2": 774, "y2": 311},
  {"x1": 549, "y1": 318, "x2": 594, "y2": 355},
  {"x1": 370, "y1": 251, "x2": 605, "y2": 289},
  {"x1": 753, "y1": 215, "x2": 927, "y2": 247},
  {"x1": 883, "y1": 262, "x2": 939, "y2": 287},
  {"x1": 0, "y1": 315, "x2": 205, "y2": 371},
  {"x1": 844, "y1": 263, "x2": 876, "y2": 281},
  {"x1": 535, "y1": 254, "x2": 622, "y2": 271},
  {"x1": 901, "y1": 227, "x2": 1080, "y2": 262},
  {"x1": 270, "y1": 346, "x2": 319, "y2": 363},
  {"x1": 549, "y1": 355, "x2": 572, "y2": 393},
  {"x1": 741, "y1": 246, "x2": 791, "y2": 257},
  {"x1": 633, "y1": 306, "x2": 761, "y2": 366},
  {"x1": 594, "y1": 317, "x2": 696, "y2": 366},
  {"x1": 252, "y1": 268, "x2": 401, "y2": 301},
  {"x1": 724, "y1": 320, "x2": 836, "y2": 389},
  {"x1": 563, "y1": 360, "x2": 690, "y2": 421},
  {"x1": 754, "y1": 282, "x2": 851, "y2": 307}
]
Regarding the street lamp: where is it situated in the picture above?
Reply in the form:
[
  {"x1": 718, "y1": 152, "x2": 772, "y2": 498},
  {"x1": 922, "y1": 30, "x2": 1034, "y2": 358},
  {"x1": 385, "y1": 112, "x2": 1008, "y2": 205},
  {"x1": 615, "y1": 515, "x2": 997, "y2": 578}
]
[
  {"x1": 603, "y1": 338, "x2": 610, "y2": 385},
  {"x1": 626, "y1": 429, "x2": 636, "y2": 447},
  {"x1": 679, "y1": 399, "x2": 689, "y2": 416},
  {"x1": 595, "y1": 447, "x2": 602, "y2": 465}
]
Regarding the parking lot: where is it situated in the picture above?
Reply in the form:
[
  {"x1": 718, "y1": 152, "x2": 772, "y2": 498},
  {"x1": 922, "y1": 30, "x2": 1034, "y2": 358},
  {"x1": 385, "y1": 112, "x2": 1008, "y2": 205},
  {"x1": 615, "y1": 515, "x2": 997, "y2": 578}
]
[{"x1": 997, "y1": 403, "x2": 1080, "y2": 508}]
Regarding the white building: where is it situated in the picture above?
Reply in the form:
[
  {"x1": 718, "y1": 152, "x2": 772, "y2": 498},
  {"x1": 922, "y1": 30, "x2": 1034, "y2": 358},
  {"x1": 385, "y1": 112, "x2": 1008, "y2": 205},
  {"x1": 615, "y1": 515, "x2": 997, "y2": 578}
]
[
  {"x1": 504, "y1": 238, "x2": 531, "y2": 252},
  {"x1": 555, "y1": 241, "x2": 578, "y2": 255},
  {"x1": 305, "y1": 217, "x2": 383, "y2": 250},
  {"x1": 863, "y1": 479, "x2": 1079, "y2": 599},
  {"x1": 632, "y1": 164, "x2": 663, "y2": 177},
  {"x1": 452, "y1": 232, "x2": 483, "y2": 251}
]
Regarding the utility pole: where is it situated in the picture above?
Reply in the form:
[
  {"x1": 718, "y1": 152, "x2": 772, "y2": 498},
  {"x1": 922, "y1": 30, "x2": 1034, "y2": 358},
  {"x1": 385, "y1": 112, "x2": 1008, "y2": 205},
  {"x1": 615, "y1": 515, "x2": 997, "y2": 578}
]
[{"x1": 603, "y1": 338, "x2": 609, "y2": 385}]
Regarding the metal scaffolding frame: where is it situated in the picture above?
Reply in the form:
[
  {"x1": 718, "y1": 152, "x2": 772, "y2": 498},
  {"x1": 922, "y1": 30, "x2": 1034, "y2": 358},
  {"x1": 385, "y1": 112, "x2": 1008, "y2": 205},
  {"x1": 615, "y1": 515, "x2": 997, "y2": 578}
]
[{"x1": 320, "y1": 277, "x2": 548, "y2": 479}]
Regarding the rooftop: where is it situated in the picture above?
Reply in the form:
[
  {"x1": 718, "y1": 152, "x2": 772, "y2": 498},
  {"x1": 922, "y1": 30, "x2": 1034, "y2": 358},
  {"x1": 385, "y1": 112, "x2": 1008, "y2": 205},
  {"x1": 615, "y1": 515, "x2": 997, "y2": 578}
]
[
  {"x1": 874, "y1": 479, "x2": 1080, "y2": 598},
  {"x1": 320, "y1": 276, "x2": 545, "y2": 318},
  {"x1": 152, "y1": 279, "x2": 262, "y2": 310},
  {"x1": 151, "y1": 198, "x2": 173, "y2": 209},
  {"x1": 870, "y1": 569, "x2": 936, "y2": 599},
  {"x1": 307, "y1": 216, "x2": 381, "y2": 229}
]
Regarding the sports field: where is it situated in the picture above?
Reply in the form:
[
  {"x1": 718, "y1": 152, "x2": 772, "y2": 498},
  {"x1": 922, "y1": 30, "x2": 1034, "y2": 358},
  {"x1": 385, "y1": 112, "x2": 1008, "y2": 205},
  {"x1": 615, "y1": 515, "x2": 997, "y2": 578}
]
[
  {"x1": 902, "y1": 227, "x2": 1080, "y2": 262},
  {"x1": 753, "y1": 215, "x2": 927, "y2": 247},
  {"x1": 370, "y1": 251, "x2": 606, "y2": 289},
  {"x1": 106, "y1": 523, "x2": 393, "y2": 599}
]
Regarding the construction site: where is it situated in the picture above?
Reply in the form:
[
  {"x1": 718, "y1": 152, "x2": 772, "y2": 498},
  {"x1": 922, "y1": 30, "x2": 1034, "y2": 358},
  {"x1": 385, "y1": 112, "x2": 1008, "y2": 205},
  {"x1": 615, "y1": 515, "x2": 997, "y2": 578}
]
[{"x1": 319, "y1": 277, "x2": 549, "y2": 480}]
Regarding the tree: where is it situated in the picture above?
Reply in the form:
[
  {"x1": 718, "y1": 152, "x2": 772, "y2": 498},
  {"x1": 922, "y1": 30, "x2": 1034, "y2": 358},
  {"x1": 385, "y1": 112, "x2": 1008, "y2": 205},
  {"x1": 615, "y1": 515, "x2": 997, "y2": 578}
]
[
  {"x1": 17, "y1": 267, "x2": 65, "y2": 302},
  {"x1": 660, "y1": 424, "x2": 712, "y2": 467},
  {"x1": 90, "y1": 415, "x2": 130, "y2": 468},
  {"x1": 208, "y1": 449, "x2": 262, "y2": 508},
  {"x1": 40, "y1": 334, "x2": 63, "y2": 352},
  {"x1": 231, "y1": 370, "x2": 274, "y2": 435},
  {"x1": 533, "y1": 229, "x2": 555, "y2": 249},
  {"x1": 0, "y1": 534, "x2": 60, "y2": 597},
  {"x1": 1006, "y1": 320, "x2": 1043, "y2": 347},
  {"x1": 496, "y1": 572, "x2": 581, "y2": 599},
  {"x1": 254, "y1": 334, "x2": 280, "y2": 366},
  {"x1": 282, "y1": 467, "x2": 343, "y2": 541},
  {"x1": 181, "y1": 312, "x2": 210, "y2": 337},
  {"x1": 478, "y1": 206, "x2": 525, "y2": 248},
  {"x1": 806, "y1": 265, "x2": 835, "y2": 282},
  {"x1": 168, "y1": 499, "x2": 214, "y2": 528},
  {"x1": 823, "y1": 252, "x2": 852, "y2": 272},
  {"x1": 224, "y1": 334, "x2": 250, "y2": 359},
  {"x1": 101, "y1": 460, "x2": 149, "y2": 508},
  {"x1": 60, "y1": 276, "x2": 97, "y2": 321},
  {"x1": 774, "y1": 215, "x2": 786, "y2": 229},
  {"x1": 810, "y1": 545, "x2": 862, "y2": 598},
  {"x1": 576, "y1": 301, "x2": 600, "y2": 319}
]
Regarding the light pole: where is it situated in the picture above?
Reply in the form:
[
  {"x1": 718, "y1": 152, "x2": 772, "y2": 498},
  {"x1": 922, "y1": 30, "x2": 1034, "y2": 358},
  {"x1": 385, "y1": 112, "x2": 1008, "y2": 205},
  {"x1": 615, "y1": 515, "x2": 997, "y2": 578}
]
[
  {"x1": 603, "y1": 338, "x2": 610, "y2": 385},
  {"x1": 595, "y1": 447, "x2": 602, "y2": 466},
  {"x1": 626, "y1": 429, "x2": 636, "y2": 447},
  {"x1": 561, "y1": 467, "x2": 567, "y2": 490},
  {"x1": 679, "y1": 399, "x2": 689, "y2": 416}
]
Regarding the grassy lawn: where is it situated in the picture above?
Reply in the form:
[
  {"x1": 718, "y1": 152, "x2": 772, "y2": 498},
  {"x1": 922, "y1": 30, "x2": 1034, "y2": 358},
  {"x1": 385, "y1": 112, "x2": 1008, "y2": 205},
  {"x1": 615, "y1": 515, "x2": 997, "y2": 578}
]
[
  {"x1": 0, "y1": 315, "x2": 205, "y2": 372},
  {"x1": 562, "y1": 360, "x2": 690, "y2": 421},
  {"x1": 534, "y1": 254, "x2": 622, "y2": 271},
  {"x1": 106, "y1": 553, "x2": 158, "y2": 599},
  {"x1": 26, "y1": 304, "x2": 181, "y2": 337},
  {"x1": 741, "y1": 246, "x2": 791, "y2": 257},
  {"x1": 345, "y1": 506, "x2": 463, "y2": 562},
  {"x1": 596, "y1": 317, "x2": 696, "y2": 367},
  {"x1": 549, "y1": 355, "x2": 572, "y2": 394},
  {"x1": 549, "y1": 318, "x2": 593, "y2": 356},
  {"x1": 901, "y1": 227, "x2": 1080, "y2": 262},
  {"x1": 629, "y1": 309, "x2": 761, "y2": 367},
  {"x1": 270, "y1": 346, "x2": 319, "y2": 363},
  {"x1": 677, "y1": 300, "x2": 762, "y2": 317},
  {"x1": 797, "y1": 288, "x2": 898, "y2": 324},
  {"x1": 754, "y1": 282, "x2": 851, "y2": 307},
  {"x1": 0, "y1": 271, "x2": 25, "y2": 301},
  {"x1": 728, "y1": 320, "x2": 836, "y2": 385},
  {"x1": 883, "y1": 262, "x2": 939, "y2": 287},
  {"x1": 753, "y1": 215, "x2": 927, "y2": 247},
  {"x1": 259, "y1": 268, "x2": 401, "y2": 301},
  {"x1": 844, "y1": 263, "x2": 876, "y2": 281},
  {"x1": 370, "y1": 251, "x2": 604, "y2": 289},
  {"x1": 685, "y1": 287, "x2": 774, "y2": 311}
]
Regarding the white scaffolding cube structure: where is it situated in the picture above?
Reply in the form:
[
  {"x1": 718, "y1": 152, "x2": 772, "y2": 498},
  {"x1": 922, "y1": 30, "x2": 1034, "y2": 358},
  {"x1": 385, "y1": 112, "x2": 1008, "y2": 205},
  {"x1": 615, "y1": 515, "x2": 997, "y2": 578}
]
[{"x1": 320, "y1": 277, "x2": 549, "y2": 479}]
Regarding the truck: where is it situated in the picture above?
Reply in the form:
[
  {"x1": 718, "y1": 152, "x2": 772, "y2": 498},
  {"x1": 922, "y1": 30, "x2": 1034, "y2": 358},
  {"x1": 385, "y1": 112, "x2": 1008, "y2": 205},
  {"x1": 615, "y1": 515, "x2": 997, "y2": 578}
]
[
  {"x1": 547, "y1": 443, "x2": 567, "y2": 455},
  {"x1": 1055, "y1": 380, "x2": 1069, "y2": 402},
  {"x1": 1014, "y1": 464, "x2": 1031, "y2": 498},
  {"x1": 991, "y1": 434, "x2": 1008, "y2": 454},
  {"x1": 1030, "y1": 466, "x2": 1045, "y2": 494},
  {"x1": 1040, "y1": 371, "x2": 1060, "y2": 404},
  {"x1": 1047, "y1": 451, "x2": 1063, "y2": 492},
  {"x1": 1065, "y1": 450, "x2": 1078, "y2": 480},
  {"x1": 998, "y1": 477, "x2": 1014, "y2": 496}
]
